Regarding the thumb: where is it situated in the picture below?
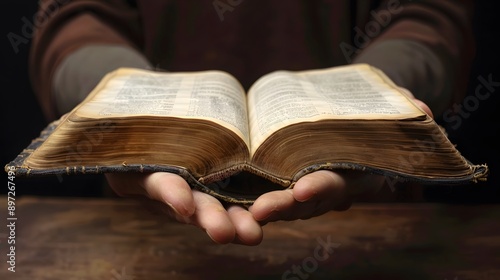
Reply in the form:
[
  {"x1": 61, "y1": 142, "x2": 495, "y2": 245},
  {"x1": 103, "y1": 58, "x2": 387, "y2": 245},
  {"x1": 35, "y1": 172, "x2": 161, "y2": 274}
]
[{"x1": 398, "y1": 87, "x2": 434, "y2": 118}]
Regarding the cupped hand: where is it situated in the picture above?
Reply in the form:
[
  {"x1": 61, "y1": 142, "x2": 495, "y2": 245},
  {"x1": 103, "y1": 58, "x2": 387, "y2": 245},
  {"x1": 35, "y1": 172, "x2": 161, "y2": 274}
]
[
  {"x1": 105, "y1": 172, "x2": 263, "y2": 245},
  {"x1": 105, "y1": 92, "x2": 432, "y2": 244},
  {"x1": 250, "y1": 93, "x2": 433, "y2": 224},
  {"x1": 250, "y1": 170, "x2": 385, "y2": 223}
]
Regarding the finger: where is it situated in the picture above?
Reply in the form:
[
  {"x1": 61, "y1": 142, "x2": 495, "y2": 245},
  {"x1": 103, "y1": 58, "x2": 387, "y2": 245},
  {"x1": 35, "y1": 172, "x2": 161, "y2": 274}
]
[
  {"x1": 293, "y1": 170, "x2": 353, "y2": 213},
  {"x1": 294, "y1": 171, "x2": 354, "y2": 213},
  {"x1": 140, "y1": 172, "x2": 195, "y2": 217},
  {"x1": 105, "y1": 172, "x2": 196, "y2": 217},
  {"x1": 251, "y1": 191, "x2": 329, "y2": 222},
  {"x1": 250, "y1": 189, "x2": 295, "y2": 222},
  {"x1": 251, "y1": 189, "x2": 326, "y2": 222},
  {"x1": 190, "y1": 190, "x2": 236, "y2": 244},
  {"x1": 292, "y1": 170, "x2": 346, "y2": 202},
  {"x1": 105, "y1": 173, "x2": 148, "y2": 197},
  {"x1": 250, "y1": 171, "x2": 353, "y2": 223},
  {"x1": 397, "y1": 87, "x2": 434, "y2": 118},
  {"x1": 226, "y1": 205, "x2": 263, "y2": 245},
  {"x1": 328, "y1": 171, "x2": 386, "y2": 196},
  {"x1": 139, "y1": 199, "x2": 192, "y2": 225},
  {"x1": 412, "y1": 99, "x2": 434, "y2": 118}
]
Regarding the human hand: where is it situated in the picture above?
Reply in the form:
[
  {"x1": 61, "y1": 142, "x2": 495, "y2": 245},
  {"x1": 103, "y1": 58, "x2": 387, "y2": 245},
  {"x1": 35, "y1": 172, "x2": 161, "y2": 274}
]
[
  {"x1": 249, "y1": 170, "x2": 384, "y2": 223},
  {"x1": 399, "y1": 87, "x2": 434, "y2": 118},
  {"x1": 250, "y1": 93, "x2": 433, "y2": 224},
  {"x1": 105, "y1": 172, "x2": 263, "y2": 245},
  {"x1": 106, "y1": 91, "x2": 433, "y2": 243}
]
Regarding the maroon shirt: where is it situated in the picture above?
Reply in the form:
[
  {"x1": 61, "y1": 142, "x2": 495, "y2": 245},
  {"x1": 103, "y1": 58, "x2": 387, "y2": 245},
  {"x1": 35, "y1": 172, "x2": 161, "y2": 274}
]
[{"x1": 30, "y1": 0, "x2": 474, "y2": 120}]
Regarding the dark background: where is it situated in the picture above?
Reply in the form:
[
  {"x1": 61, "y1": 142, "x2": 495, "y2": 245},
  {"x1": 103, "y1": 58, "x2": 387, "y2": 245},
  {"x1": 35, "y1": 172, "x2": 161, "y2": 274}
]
[{"x1": 1, "y1": 1, "x2": 498, "y2": 202}]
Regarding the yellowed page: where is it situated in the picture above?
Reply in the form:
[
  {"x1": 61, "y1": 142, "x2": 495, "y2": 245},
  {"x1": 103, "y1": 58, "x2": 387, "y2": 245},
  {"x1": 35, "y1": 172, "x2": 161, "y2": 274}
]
[
  {"x1": 247, "y1": 64, "x2": 426, "y2": 156},
  {"x1": 74, "y1": 68, "x2": 250, "y2": 146}
]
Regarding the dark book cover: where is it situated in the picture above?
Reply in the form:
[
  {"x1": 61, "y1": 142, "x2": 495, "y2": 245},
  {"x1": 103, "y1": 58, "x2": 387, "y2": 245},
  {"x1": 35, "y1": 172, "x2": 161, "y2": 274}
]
[{"x1": 5, "y1": 119, "x2": 490, "y2": 204}]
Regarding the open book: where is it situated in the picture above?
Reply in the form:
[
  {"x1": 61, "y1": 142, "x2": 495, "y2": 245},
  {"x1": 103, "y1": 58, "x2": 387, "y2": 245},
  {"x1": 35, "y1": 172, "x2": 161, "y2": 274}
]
[{"x1": 7, "y1": 64, "x2": 488, "y2": 203}]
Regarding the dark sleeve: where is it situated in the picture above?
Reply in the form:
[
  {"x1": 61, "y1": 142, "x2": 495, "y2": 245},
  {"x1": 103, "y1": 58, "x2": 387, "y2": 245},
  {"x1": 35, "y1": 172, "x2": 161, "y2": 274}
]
[
  {"x1": 29, "y1": 0, "x2": 145, "y2": 120},
  {"x1": 353, "y1": 0, "x2": 475, "y2": 115}
]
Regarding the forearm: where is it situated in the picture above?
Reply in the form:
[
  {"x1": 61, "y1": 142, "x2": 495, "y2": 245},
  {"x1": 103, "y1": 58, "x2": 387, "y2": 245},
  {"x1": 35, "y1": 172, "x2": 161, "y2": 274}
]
[
  {"x1": 353, "y1": 0, "x2": 475, "y2": 116},
  {"x1": 30, "y1": 0, "x2": 145, "y2": 120},
  {"x1": 353, "y1": 39, "x2": 449, "y2": 115},
  {"x1": 53, "y1": 45, "x2": 151, "y2": 114}
]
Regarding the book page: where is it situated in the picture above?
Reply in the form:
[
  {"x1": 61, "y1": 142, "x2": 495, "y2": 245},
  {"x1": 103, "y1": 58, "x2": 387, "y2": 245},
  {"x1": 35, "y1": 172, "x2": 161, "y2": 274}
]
[
  {"x1": 74, "y1": 68, "x2": 250, "y2": 146},
  {"x1": 247, "y1": 64, "x2": 426, "y2": 155}
]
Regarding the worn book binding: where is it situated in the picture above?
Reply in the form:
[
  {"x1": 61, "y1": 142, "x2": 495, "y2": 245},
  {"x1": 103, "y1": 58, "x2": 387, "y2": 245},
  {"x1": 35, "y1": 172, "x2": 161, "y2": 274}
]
[
  {"x1": 6, "y1": 119, "x2": 489, "y2": 204},
  {"x1": 5, "y1": 65, "x2": 489, "y2": 204}
]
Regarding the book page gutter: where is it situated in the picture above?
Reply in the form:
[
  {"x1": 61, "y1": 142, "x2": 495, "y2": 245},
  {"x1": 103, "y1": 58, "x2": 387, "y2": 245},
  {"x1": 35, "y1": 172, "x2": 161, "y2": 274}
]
[
  {"x1": 74, "y1": 69, "x2": 250, "y2": 147},
  {"x1": 247, "y1": 65, "x2": 425, "y2": 156}
]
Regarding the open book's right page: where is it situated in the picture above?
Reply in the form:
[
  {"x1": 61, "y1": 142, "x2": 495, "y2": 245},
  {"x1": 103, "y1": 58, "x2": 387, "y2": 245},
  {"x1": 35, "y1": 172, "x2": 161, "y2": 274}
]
[{"x1": 247, "y1": 64, "x2": 426, "y2": 156}]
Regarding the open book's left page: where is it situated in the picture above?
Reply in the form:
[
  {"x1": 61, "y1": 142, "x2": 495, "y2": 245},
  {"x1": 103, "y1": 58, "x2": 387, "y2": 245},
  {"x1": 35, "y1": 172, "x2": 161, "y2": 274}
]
[
  {"x1": 74, "y1": 68, "x2": 250, "y2": 147},
  {"x1": 19, "y1": 68, "x2": 252, "y2": 180}
]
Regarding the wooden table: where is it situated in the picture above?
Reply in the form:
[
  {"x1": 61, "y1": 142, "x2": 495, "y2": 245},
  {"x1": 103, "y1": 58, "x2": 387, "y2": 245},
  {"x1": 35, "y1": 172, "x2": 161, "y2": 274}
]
[{"x1": 1, "y1": 197, "x2": 499, "y2": 280}]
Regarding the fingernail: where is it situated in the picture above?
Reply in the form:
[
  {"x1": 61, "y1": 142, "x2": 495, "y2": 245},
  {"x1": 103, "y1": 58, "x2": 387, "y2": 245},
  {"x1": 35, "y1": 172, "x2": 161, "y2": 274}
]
[
  {"x1": 165, "y1": 201, "x2": 189, "y2": 217},
  {"x1": 295, "y1": 195, "x2": 312, "y2": 202},
  {"x1": 255, "y1": 210, "x2": 277, "y2": 222},
  {"x1": 205, "y1": 230, "x2": 220, "y2": 244},
  {"x1": 295, "y1": 192, "x2": 314, "y2": 202}
]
